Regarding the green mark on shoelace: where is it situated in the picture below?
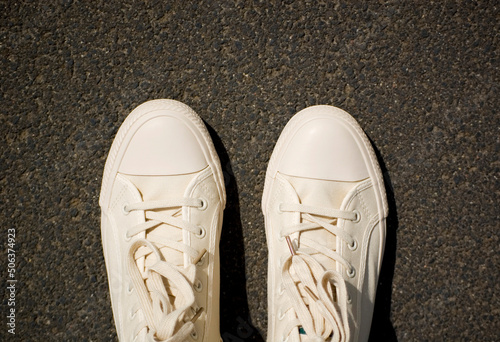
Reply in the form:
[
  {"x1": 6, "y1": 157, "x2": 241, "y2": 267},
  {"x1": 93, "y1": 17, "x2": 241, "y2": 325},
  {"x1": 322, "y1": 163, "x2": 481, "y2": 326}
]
[{"x1": 298, "y1": 326, "x2": 335, "y2": 338}]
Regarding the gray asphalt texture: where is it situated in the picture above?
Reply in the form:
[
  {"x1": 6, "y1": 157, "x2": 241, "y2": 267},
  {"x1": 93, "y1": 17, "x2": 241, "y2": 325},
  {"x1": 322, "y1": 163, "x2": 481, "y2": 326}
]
[{"x1": 1, "y1": 1, "x2": 499, "y2": 341}]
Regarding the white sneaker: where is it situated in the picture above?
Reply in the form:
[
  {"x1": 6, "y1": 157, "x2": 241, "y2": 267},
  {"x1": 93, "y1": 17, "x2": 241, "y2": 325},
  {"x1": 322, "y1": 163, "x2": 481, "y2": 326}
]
[
  {"x1": 262, "y1": 105, "x2": 388, "y2": 342},
  {"x1": 99, "y1": 99, "x2": 226, "y2": 342}
]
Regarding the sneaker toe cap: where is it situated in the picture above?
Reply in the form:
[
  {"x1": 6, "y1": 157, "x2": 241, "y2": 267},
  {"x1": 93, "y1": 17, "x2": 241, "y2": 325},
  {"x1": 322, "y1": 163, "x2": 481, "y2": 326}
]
[
  {"x1": 277, "y1": 107, "x2": 369, "y2": 181},
  {"x1": 118, "y1": 115, "x2": 208, "y2": 175}
]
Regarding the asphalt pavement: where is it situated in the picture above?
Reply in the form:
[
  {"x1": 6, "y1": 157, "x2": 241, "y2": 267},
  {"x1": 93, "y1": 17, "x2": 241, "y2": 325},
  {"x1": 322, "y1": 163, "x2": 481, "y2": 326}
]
[{"x1": 1, "y1": 1, "x2": 498, "y2": 341}]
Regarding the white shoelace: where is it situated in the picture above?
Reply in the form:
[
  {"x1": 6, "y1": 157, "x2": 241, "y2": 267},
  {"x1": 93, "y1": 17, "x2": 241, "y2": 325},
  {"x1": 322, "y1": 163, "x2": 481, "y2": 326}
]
[
  {"x1": 124, "y1": 198, "x2": 205, "y2": 342},
  {"x1": 279, "y1": 202, "x2": 357, "y2": 342}
]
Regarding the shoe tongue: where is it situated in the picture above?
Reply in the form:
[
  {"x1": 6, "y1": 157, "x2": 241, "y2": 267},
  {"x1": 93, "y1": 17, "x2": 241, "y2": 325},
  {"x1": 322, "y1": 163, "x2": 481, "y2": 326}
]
[
  {"x1": 122, "y1": 172, "x2": 198, "y2": 269},
  {"x1": 281, "y1": 174, "x2": 360, "y2": 271}
]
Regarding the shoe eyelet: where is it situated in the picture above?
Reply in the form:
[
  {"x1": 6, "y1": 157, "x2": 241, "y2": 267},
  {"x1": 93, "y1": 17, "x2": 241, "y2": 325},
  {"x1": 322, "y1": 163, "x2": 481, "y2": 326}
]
[
  {"x1": 352, "y1": 210, "x2": 361, "y2": 223},
  {"x1": 198, "y1": 198, "x2": 208, "y2": 211},
  {"x1": 196, "y1": 254, "x2": 206, "y2": 267},
  {"x1": 124, "y1": 232, "x2": 132, "y2": 242},
  {"x1": 127, "y1": 283, "x2": 133, "y2": 294},
  {"x1": 347, "y1": 293, "x2": 352, "y2": 304},
  {"x1": 347, "y1": 267, "x2": 356, "y2": 278},
  {"x1": 348, "y1": 239, "x2": 358, "y2": 251},
  {"x1": 193, "y1": 279, "x2": 203, "y2": 292},
  {"x1": 190, "y1": 305, "x2": 200, "y2": 315},
  {"x1": 122, "y1": 203, "x2": 130, "y2": 215},
  {"x1": 195, "y1": 226, "x2": 206, "y2": 239},
  {"x1": 190, "y1": 328, "x2": 198, "y2": 340},
  {"x1": 277, "y1": 203, "x2": 284, "y2": 214}
]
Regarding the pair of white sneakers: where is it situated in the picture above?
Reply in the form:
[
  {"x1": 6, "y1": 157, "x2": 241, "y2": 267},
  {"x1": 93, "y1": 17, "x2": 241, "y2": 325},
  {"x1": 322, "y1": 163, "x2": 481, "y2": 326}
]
[{"x1": 99, "y1": 100, "x2": 388, "y2": 342}]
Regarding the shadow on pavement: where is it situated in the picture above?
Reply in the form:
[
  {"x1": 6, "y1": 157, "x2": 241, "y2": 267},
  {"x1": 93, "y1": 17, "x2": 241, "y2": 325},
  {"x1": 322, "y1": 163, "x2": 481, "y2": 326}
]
[
  {"x1": 369, "y1": 140, "x2": 399, "y2": 342},
  {"x1": 205, "y1": 122, "x2": 265, "y2": 342}
]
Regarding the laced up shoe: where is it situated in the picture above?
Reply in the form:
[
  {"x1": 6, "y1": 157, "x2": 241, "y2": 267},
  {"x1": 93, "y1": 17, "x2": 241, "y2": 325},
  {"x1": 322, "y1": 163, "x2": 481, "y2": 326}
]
[
  {"x1": 100, "y1": 99, "x2": 226, "y2": 342},
  {"x1": 262, "y1": 105, "x2": 388, "y2": 342}
]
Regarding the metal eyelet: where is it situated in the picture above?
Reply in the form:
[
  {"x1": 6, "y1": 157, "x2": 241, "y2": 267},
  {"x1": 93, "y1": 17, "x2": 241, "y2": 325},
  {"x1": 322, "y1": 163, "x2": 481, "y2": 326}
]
[
  {"x1": 193, "y1": 279, "x2": 203, "y2": 292},
  {"x1": 190, "y1": 305, "x2": 200, "y2": 315},
  {"x1": 277, "y1": 203, "x2": 284, "y2": 214},
  {"x1": 198, "y1": 198, "x2": 208, "y2": 211},
  {"x1": 347, "y1": 267, "x2": 356, "y2": 278},
  {"x1": 352, "y1": 210, "x2": 361, "y2": 223},
  {"x1": 348, "y1": 239, "x2": 358, "y2": 251},
  {"x1": 122, "y1": 203, "x2": 130, "y2": 215},
  {"x1": 195, "y1": 226, "x2": 206, "y2": 239},
  {"x1": 196, "y1": 255, "x2": 205, "y2": 267},
  {"x1": 124, "y1": 232, "x2": 132, "y2": 242},
  {"x1": 190, "y1": 328, "x2": 198, "y2": 340}
]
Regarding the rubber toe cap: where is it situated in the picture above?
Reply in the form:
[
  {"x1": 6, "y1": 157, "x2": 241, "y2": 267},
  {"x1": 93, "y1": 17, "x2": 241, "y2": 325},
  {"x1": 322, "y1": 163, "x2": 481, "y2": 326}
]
[
  {"x1": 118, "y1": 116, "x2": 208, "y2": 175},
  {"x1": 278, "y1": 107, "x2": 369, "y2": 181}
]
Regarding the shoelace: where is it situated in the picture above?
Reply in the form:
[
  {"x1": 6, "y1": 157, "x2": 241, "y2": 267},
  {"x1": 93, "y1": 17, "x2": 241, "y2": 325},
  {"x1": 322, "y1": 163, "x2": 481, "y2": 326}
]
[
  {"x1": 124, "y1": 198, "x2": 205, "y2": 342},
  {"x1": 279, "y1": 203, "x2": 358, "y2": 342}
]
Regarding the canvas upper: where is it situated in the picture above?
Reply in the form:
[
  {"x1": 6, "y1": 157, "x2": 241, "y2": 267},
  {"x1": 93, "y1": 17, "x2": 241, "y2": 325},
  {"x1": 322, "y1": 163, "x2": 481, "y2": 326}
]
[
  {"x1": 262, "y1": 105, "x2": 388, "y2": 342},
  {"x1": 100, "y1": 99, "x2": 225, "y2": 342}
]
